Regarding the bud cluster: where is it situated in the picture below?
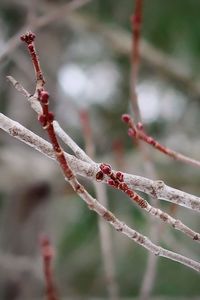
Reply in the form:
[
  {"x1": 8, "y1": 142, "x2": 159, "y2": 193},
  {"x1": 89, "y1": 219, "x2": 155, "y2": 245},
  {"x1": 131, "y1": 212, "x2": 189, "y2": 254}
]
[
  {"x1": 96, "y1": 163, "x2": 147, "y2": 208},
  {"x1": 20, "y1": 32, "x2": 35, "y2": 44}
]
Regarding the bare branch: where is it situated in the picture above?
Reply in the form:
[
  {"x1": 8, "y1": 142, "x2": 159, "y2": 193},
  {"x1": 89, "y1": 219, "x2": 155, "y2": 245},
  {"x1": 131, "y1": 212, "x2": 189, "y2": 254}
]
[
  {"x1": 80, "y1": 110, "x2": 119, "y2": 300},
  {"x1": 97, "y1": 164, "x2": 200, "y2": 243},
  {"x1": 40, "y1": 236, "x2": 59, "y2": 300},
  {"x1": 122, "y1": 114, "x2": 200, "y2": 168},
  {"x1": 0, "y1": 0, "x2": 92, "y2": 63},
  {"x1": 1, "y1": 113, "x2": 200, "y2": 272},
  {"x1": 1, "y1": 112, "x2": 200, "y2": 213},
  {"x1": 66, "y1": 12, "x2": 200, "y2": 99}
]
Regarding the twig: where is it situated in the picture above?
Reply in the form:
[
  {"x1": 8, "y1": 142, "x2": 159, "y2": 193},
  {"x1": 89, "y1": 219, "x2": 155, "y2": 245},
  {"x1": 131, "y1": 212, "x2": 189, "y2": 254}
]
[
  {"x1": 130, "y1": 0, "x2": 143, "y2": 123},
  {"x1": 80, "y1": 110, "x2": 119, "y2": 300},
  {"x1": 97, "y1": 164, "x2": 200, "y2": 242},
  {"x1": 1, "y1": 112, "x2": 200, "y2": 213},
  {"x1": 1, "y1": 113, "x2": 200, "y2": 272},
  {"x1": 130, "y1": 2, "x2": 160, "y2": 298},
  {"x1": 54, "y1": 120, "x2": 93, "y2": 164},
  {"x1": 20, "y1": 32, "x2": 45, "y2": 90},
  {"x1": 139, "y1": 225, "x2": 159, "y2": 300},
  {"x1": 65, "y1": 12, "x2": 200, "y2": 99},
  {"x1": 40, "y1": 236, "x2": 59, "y2": 300},
  {"x1": 2, "y1": 30, "x2": 200, "y2": 276},
  {"x1": 0, "y1": 0, "x2": 92, "y2": 64},
  {"x1": 122, "y1": 114, "x2": 200, "y2": 168}
]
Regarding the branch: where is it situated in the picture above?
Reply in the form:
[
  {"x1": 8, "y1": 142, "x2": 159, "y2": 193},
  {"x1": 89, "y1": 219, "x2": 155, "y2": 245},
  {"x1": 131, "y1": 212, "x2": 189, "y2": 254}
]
[
  {"x1": 40, "y1": 236, "x2": 59, "y2": 300},
  {"x1": 97, "y1": 164, "x2": 200, "y2": 242},
  {"x1": 130, "y1": 0, "x2": 143, "y2": 123},
  {"x1": 1, "y1": 112, "x2": 200, "y2": 213},
  {"x1": 80, "y1": 110, "x2": 119, "y2": 300},
  {"x1": 0, "y1": 0, "x2": 92, "y2": 64},
  {"x1": 122, "y1": 114, "x2": 200, "y2": 168},
  {"x1": 1, "y1": 112, "x2": 200, "y2": 272},
  {"x1": 2, "y1": 31, "x2": 200, "y2": 275},
  {"x1": 65, "y1": 12, "x2": 200, "y2": 99}
]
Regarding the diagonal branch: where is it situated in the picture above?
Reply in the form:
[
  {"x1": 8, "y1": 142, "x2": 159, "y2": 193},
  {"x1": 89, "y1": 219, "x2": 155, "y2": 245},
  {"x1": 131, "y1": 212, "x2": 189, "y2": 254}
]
[
  {"x1": 1, "y1": 115, "x2": 200, "y2": 273},
  {"x1": 65, "y1": 12, "x2": 200, "y2": 99},
  {"x1": 0, "y1": 0, "x2": 92, "y2": 64},
  {"x1": 1, "y1": 111, "x2": 200, "y2": 213},
  {"x1": 2, "y1": 30, "x2": 200, "y2": 277},
  {"x1": 122, "y1": 113, "x2": 200, "y2": 168},
  {"x1": 79, "y1": 110, "x2": 119, "y2": 300}
]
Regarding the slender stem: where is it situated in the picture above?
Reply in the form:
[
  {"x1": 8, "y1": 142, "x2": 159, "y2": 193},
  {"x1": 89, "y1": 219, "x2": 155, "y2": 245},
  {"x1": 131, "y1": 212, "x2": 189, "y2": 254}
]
[
  {"x1": 130, "y1": 0, "x2": 143, "y2": 123},
  {"x1": 122, "y1": 114, "x2": 200, "y2": 168},
  {"x1": 130, "y1": 2, "x2": 161, "y2": 298},
  {"x1": 0, "y1": 0, "x2": 92, "y2": 64},
  {"x1": 98, "y1": 164, "x2": 200, "y2": 243},
  {"x1": 2, "y1": 29, "x2": 200, "y2": 279},
  {"x1": 79, "y1": 110, "x2": 119, "y2": 300},
  {"x1": 1, "y1": 112, "x2": 200, "y2": 213},
  {"x1": 40, "y1": 236, "x2": 59, "y2": 300},
  {"x1": 1, "y1": 113, "x2": 200, "y2": 272}
]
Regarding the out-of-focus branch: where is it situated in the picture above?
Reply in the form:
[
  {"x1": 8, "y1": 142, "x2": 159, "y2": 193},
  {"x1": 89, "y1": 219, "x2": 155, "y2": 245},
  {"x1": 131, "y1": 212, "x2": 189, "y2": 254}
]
[
  {"x1": 40, "y1": 236, "x2": 59, "y2": 300},
  {"x1": 0, "y1": 0, "x2": 92, "y2": 63},
  {"x1": 130, "y1": 0, "x2": 143, "y2": 123},
  {"x1": 66, "y1": 12, "x2": 200, "y2": 99},
  {"x1": 80, "y1": 110, "x2": 119, "y2": 300},
  {"x1": 129, "y1": 2, "x2": 159, "y2": 298}
]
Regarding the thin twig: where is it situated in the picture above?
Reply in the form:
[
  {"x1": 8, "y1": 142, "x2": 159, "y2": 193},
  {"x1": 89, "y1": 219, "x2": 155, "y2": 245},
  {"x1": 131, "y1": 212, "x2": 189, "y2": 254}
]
[
  {"x1": 2, "y1": 30, "x2": 200, "y2": 276},
  {"x1": 40, "y1": 236, "x2": 59, "y2": 300},
  {"x1": 80, "y1": 110, "x2": 119, "y2": 300},
  {"x1": 65, "y1": 12, "x2": 200, "y2": 99},
  {"x1": 130, "y1": 0, "x2": 143, "y2": 123},
  {"x1": 1, "y1": 120, "x2": 200, "y2": 273},
  {"x1": 97, "y1": 164, "x2": 200, "y2": 243},
  {"x1": 2, "y1": 111, "x2": 200, "y2": 213},
  {"x1": 0, "y1": 0, "x2": 92, "y2": 64},
  {"x1": 130, "y1": 2, "x2": 160, "y2": 298},
  {"x1": 122, "y1": 114, "x2": 200, "y2": 168}
]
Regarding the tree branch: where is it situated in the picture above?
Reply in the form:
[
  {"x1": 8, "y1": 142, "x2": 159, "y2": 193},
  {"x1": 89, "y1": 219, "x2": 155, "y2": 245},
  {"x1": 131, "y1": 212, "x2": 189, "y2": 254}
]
[
  {"x1": 1, "y1": 112, "x2": 200, "y2": 213},
  {"x1": 66, "y1": 12, "x2": 200, "y2": 99}
]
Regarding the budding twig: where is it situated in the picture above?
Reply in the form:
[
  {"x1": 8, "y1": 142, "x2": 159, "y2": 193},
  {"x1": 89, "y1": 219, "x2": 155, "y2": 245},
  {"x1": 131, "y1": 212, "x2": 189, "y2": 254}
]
[
  {"x1": 3, "y1": 31, "x2": 200, "y2": 274},
  {"x1": 1, "y1": 112, "x2": 200, "y2": 272},
  {"x1": 97, "y1": 163, "x2": 200, "y2": 242},
  {"x1": 20, "y1": 32, "x2": 45, "y2": 89},
  {"x1": 122, "y1": 113, "x2": 200, "y2": 168},
  {"x1": 2, "y1": 112, "x2": 200, "y2": 213}
]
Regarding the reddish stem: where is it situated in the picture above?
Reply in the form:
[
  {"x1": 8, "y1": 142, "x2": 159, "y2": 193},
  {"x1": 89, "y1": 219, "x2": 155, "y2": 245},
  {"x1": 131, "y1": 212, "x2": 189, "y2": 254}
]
[
  {"x1": 130, "y1": 0, "x2": 143, "y2": 122},
  {"x1": 21, "y1": 32, "x2": 45, "y2": 86},
  {"x1": 40, "y1": 236, "x2": 59, "y2": 300},
  {"x1": 38, "y1": 90, "x2": 74, "y2": 180},
  {"x1": 99, "y1": 163, "x2": 148, "y2": 209},
  {"x1": 122, "y1": 113, "x2": 200, "y2": 168},
  {"x1": 21, "y1": 32, "x2": 80, "y2": 187},
  {"x1": 131, "y1": 0, "x2": 143, "y2": 81}
]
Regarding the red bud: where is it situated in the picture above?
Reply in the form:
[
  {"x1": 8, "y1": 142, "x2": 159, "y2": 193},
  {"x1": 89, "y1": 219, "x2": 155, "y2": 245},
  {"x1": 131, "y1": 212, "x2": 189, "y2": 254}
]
[{"x1": 121, "y1": 114, "x2": 131, "y2": 123}]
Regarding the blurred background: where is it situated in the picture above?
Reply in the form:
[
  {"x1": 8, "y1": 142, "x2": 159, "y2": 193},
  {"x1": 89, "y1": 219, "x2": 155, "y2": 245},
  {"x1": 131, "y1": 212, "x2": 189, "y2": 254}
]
[{"x1": 0, "y1": 0, "x2": 200, "y2": 299}]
